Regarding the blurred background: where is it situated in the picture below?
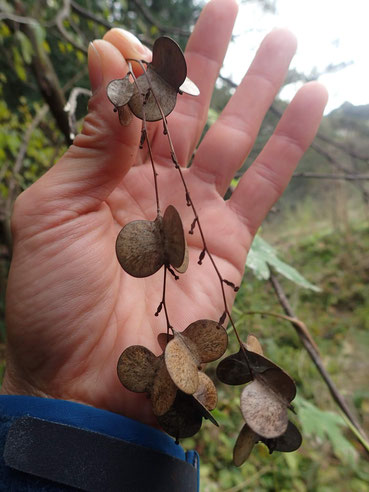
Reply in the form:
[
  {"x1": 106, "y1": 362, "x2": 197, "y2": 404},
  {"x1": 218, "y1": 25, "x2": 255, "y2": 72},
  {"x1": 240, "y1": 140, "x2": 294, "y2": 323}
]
[{"x1": 0, "y1": 0, "x2": 368, "y2": 490}]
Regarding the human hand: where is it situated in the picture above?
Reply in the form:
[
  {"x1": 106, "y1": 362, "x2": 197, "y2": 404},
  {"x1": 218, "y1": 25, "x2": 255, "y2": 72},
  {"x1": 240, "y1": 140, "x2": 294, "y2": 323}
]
[{"x1": 3, "y1": 0, "x2": 327, "y2": 426}]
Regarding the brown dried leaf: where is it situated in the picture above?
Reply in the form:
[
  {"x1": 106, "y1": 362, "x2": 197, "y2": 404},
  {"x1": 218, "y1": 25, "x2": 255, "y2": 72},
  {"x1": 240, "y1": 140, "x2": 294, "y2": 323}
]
[
  {"x1": 106, "y1": 76, "x2": 134, "y2": 108},
  {"x1": 151, "y1": 360, "x2": 178, "y2": 416},
  {"x1": 157, "y1": 392, "x2": 202, "y2": 439},
  {"x1": 116, "y1": 216, "x2": 164, "y2": 278},
  {"x1": 117, "y1": 345, "x2": 157, "y2": 393},
  {"x1": 165, "y1": 333, "x2": 199, "y2": 394},
  {"x1": 184, "y1": 320, "x2": 228, "y2": 363},
  {"x1": 128, "y1": 66, "x2": 177, "y2": 122},
  {"x1": 240, "y1": 372, "x2": 290, "y2": 439},
  {"x1": 150, "y1": 37, "x2": 186, "y2": 90},
  {"x1": 162, "y1": 205, "x2": 187, "y2": 273},
  {"x1": 260, "y1": 421, "x2": 302, "y2": 454},
  {"x1": 233, "y1": 423, "x2": 257, "y2": 467}
]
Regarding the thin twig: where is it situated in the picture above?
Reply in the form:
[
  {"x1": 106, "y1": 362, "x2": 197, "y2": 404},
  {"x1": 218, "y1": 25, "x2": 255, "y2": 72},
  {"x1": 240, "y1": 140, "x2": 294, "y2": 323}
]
[
  {"x1": 244, "y1": 310, "x2": 320, "y2": 354},
  {"x1": 55, "y1": 0, "x2": 87, "y2": 54},
  {"x1": 269, "y1": 270, "x2": 369, "y2": 445},
  {"x1": 71, "y1": 0, "x2": 113, "y2": 29},
  {"x1": 64, "y1": 87, "x2": 92, "y2": 140},
  {"x1": 292, "y1": 172, "x2": 369, "y2": 181},
  {"x1": 129, "y1": 0, "x2": 191, "y2": 37}
]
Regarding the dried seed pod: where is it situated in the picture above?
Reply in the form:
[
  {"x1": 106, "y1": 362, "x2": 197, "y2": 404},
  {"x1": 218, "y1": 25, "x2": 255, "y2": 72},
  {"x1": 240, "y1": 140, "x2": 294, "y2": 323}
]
[
  {"x1": 162, "y1": 205, "x2": 188, "y2": 273},
  {"x1": 183, "y1": 320, "x2": 228, "y2": 363},
  {"x1": 151, "y1": 360, "x2": 178, "y2": 416},
  {"x1": 106, "y1": 76, "x2": 134, "y2": 126},
  {"x1": 240, "y1": 368, "x2": 296, "y2": 439},
  {"x1": 216, "y1": 336, "x2": 278, "y2": 386},
  {"x1": 116, "y1": 205, "x2": 188, "y2": 278},
  {"x1": 233, "y1": 423, "x2": 258, "y2": 467},
  {"x1": 193, "y1": 372, "x2": 217, "y2": 411},
  {"x1": 165, "y1": 332, "x2": 199, "y2": 395},
  {"x1": 191, "y1": 372, "x2": 218, "y2": 427},
  {"x1": 245, "y1": 334, "x2": 264, "y2": 356},
  {"x1": 260, "y1": 421, "x2": 302, "y2": 454},
  {"x1": 179, "y1": 77, "x2": 200, "y2": 96},
  {"x1": 150, "y1": 37, "x2": 187, "y2": 89},
  {"x1": 157, "y1": 391, "x2": 203, "y2": 439},
  {"x1": 117, "y1": 345, "x2": 158, "y2": 393},
  {"x1": 128, "y1": 66, "x2": 178, "y2": 121},
  {"x1": 164, "y1": 320, "x2": 228, "y2": 395},
  {"x1": 117, "y1": 345, "x2": 178, "y2": 417},
  {"x1": 107, "y1": 36, "x2": 199, "y2": 125},
  {"x1": 107, "y1": 76, "x2": 134, "y2": 109}
]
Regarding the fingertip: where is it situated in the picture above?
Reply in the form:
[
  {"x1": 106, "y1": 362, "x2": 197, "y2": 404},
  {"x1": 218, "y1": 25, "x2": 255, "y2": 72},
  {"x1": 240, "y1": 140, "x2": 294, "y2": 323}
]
[
  {"x1": 103, "y1": 28, "x2": 152, "y2": 62},
  {"x1": 296, "y1": 80, "x2": 329, "y2": 108}
]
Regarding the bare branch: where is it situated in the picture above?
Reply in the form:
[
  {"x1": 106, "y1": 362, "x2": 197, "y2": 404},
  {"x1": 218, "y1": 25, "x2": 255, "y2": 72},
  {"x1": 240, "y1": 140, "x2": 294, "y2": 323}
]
[
  {"x1": 293, "y1": 172, "x2": 369, "y2": 181},
  {"x1": 0, "y1": 12, "x2": 38, "y2": 25},
  {"x1": 70, "y1": 0, "x2": 113, "y2": 29},
  {"x1": 129, "y1": 0, "x2": 191, "y2": 37},
  {"x1": 316, "y1": 133, "x2": 369, "y2": 162},
  {"x1": 55, "y1": 0, "x2": 88, "y2": 54},
  {"x1": 64, "y1": 87, "x2": 92, "y2": 140},
  {"x1": 269, "y1": 271, "x2": 369, "y2": 445}
]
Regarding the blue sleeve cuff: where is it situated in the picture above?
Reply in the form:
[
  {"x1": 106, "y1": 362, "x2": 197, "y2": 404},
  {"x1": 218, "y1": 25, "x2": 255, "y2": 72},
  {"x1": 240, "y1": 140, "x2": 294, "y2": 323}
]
[{"x1": 0, "y1": 395, "x2": 199, "y2": 491}]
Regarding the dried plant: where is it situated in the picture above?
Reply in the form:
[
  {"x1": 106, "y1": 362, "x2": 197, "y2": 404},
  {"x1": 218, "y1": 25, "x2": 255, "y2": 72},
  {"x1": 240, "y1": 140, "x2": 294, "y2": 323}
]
[{"x1": 108, "y1": 36, "x2": 302, "y2": 463}]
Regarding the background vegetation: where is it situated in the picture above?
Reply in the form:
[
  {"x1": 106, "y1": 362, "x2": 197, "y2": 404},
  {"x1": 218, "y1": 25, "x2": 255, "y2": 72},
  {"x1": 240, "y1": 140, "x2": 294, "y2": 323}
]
[{"x1": 0, "y1": 0, "x2": 368, "y2": 490}]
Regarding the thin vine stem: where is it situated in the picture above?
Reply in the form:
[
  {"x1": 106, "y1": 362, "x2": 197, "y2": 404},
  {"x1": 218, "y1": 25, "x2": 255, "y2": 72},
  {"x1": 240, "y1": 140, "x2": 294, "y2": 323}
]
[
  {"x1": 155, "y1": 266, "x2": 173, "y2": 337},
  {"x1": 127, "y1": 61, "x2": 160, "y2": 215},
  {"x1": 133, "y1": 59, "x2": 252, "y2": 373}
]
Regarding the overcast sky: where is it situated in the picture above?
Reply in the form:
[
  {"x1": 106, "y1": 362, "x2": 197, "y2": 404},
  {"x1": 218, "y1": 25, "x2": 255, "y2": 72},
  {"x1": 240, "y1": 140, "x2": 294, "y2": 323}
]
[{"x1": 221, "y1": 0, "x2": 369, "y2": 113}]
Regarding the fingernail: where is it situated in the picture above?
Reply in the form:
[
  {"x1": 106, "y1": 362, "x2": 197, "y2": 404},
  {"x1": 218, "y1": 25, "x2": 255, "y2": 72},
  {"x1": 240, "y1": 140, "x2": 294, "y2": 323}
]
[
  {"x1": 115, "y1": 28, "x2": 152, "y2": 60},
  {"x1": 88, "y1": 41, "x2": 103, "y2": 94}
]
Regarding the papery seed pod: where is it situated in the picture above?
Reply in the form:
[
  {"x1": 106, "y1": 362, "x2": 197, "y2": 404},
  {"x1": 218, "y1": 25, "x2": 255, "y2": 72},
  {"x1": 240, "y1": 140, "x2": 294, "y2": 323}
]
[
  {"x1": 240, "y1": 368, "x2": 296, "y2": 439},
  {"x1": 117, "y1": 345, "x2": 158, "y2": 393},
  {"x1": 116, "y1": 205, "x2": 188, "y2": 278},
  {"x1": 216, "y1": 335, "x2": 279, "y2": 386},
  {"x1": 165, "y1": 332, "x2": 199, "y2": 395},
  {"x1": 164, "y1": 320, "x2": 228, "y2": 395},
  {"x1": 259, "y1": 420, "x2": 302, "y2": 454},
  {"x1": 233, "y1": 423, "x2": 258, "y2": 467},
  {"x1": 151, "y1": 360, "x2": 178, "y2": 416},
  {"x1": 106, "y1": 75, "x2": 134, "y2": 126},
  {"x1": 157, "y1": 391, "x2": 203, "y2": 439}
]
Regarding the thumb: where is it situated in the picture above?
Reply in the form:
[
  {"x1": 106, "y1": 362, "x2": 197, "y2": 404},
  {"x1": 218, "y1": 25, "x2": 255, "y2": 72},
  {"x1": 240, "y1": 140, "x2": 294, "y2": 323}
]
[{"x1": 17, "y1": 32, "x2": 151, "y2": 222}]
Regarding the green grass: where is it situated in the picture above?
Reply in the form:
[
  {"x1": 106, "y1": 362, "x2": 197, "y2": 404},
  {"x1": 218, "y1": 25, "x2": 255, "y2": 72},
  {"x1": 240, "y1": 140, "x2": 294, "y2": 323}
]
[{"x1": 185, "y1": 222, "x2": 369, "y2": 492}]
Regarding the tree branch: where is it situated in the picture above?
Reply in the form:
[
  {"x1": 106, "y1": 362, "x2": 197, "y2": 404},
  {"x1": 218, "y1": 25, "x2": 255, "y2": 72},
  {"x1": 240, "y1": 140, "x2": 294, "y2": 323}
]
[
  {"x1": 129, "y1": 0, "x2": 191, "y2": 37},
  {"x1": 292, "y1": 172, "x2": 369, "y2": 181},
  {"x1": 70, "y1": 0, "x2": 113, "y2": 29},
  {"x1": 64, "y1": 87, "x2": 91, "y2": 140},
  {"x1": 269, "y1": 271, "x2": 368, "y2": 446},
  {"x1": 54, "y1": 0, "x2": 87, "y2": 54}
]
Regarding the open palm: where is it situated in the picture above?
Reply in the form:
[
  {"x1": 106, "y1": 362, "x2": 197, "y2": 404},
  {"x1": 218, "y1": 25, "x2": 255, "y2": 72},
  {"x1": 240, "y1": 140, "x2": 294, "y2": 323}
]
[{"x1": 3, "y1": 0, "x2": 327, "y2": 426}]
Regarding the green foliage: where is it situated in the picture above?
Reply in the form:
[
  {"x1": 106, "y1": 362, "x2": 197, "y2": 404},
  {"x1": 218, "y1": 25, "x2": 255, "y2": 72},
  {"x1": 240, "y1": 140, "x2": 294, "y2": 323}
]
[
  {"x1": 184, "y1": 225, "x2": 369, "y2": 491},
  {"x1": 247, "y1": 235, "x2": 321, "y2": 291}
]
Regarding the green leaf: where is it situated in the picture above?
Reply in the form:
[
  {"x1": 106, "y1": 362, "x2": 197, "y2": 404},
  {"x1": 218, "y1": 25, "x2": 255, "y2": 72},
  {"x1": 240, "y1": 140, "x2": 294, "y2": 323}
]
[
  {"x1": 246, "y1": 235, "x2": 321, "y2": 291},
  {"x1": 295, "y1": 397, "x2": 358, "y2": 467},
  {"x1": 15, "y1": 31, "x2": 33, "y2": 64}
]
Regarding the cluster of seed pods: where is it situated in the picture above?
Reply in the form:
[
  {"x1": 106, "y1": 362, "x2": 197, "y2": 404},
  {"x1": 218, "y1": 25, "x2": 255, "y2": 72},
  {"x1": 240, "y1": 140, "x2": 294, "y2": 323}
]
[{"x1": 107, "y1": 36, "x2": 302, "y2": 459}]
